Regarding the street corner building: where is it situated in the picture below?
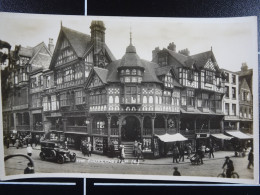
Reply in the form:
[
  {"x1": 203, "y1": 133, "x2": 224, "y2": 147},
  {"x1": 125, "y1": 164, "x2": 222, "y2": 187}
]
[{"x1": 1, "y1": 20, "x2": 254, "y2": 159}]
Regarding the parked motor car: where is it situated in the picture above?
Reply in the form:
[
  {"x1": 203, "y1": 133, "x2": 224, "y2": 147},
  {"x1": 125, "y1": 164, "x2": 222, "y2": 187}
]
[{"x1": 39, "y1": 141, "x2": 76, "y2": 164}]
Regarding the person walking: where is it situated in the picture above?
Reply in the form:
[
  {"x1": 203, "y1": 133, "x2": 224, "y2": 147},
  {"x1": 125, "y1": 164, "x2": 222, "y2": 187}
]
[
  {"x1": 197, "y1": 147, "x2": 204, "y2": 164},
  {"x1": 187, "y1": 143, "x2": 192, "y2": 159},
  {"x1": 88, "y1": 142, "x2": 92, "y2": 157},
  {"x1": 172, "y1": 144, "x2": 179, "y2": 163},
  {"x1": 209, "y1": 145, "x2": 214, "y2": 158},
  {"x1": 222, "y1": 156, "x2": 234, "y2": 178},
  {"x1": 136, "y1": 142, "x2": 144, "y2": 162},
  {"x1": 179, "y1": 146, "x2": 185, "y2": 162},
  {"x1": 119, "y1": 145, "x2": 125, "y2": 163},
  {"x1": 26, "y1": 144, "x2": 33, "y2": 156},
  {"x1": 133, "y1": 140, "x2": 138, "y2": 157},
  {"x1": 173, "y1": 167, "x2": 181, "y2": 176},
  {"x1": 247, "y1": 149, "x2": 254, "y2": 169}
]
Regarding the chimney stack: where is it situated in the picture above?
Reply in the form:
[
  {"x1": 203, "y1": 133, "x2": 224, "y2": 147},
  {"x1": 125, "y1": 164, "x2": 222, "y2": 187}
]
[
  {"x1": 178, "y1": 48, "x2": 190, "y2": 56},
  {"x1": 241, "y1": 62, "x2": 248, "y2": 72},
  {"x1": 48, "y1": 38, "x2": 54, "y2": 54},
  {"x1": 152, "y1": 47, "x2": 160, "y2": 62},
  {"x1": 167, "y1": 42, "x2": 176, "y2": 52}
]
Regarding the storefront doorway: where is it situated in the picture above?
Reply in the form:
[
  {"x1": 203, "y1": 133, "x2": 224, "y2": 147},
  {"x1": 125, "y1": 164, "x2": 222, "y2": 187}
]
[{"x1": 121, "y1": 116, "x2": 140, "y2": 141}]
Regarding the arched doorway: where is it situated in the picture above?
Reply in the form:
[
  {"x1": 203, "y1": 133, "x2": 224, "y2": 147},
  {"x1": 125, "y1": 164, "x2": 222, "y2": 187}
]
[{"x1": 121, "y1": 116, "x2": 140, "y2": 141}]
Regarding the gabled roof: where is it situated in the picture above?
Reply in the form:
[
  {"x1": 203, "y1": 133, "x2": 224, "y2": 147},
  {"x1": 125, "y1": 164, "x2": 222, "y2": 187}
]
[
  {"x1": 155, "y1": 66, "x2": 172, "y2": 76},
  {"x1": 166, "y1": 49, "x2": 187, "y2": 66},
  {"x1": 62, "y1": 26, "x2": 92, "y2": 57},
  {"x1": 190, "y1": 50, "x2": 219, "y2": 71},
  {"x1": 93, "y1": 67, "x2": 108, "y2": 84},
  {"x1": 240, "y1": 78, "x2": 251, "y2": 92},
  {"x1": 19, "y1": 46, "x2": 33, "y2": 57}
]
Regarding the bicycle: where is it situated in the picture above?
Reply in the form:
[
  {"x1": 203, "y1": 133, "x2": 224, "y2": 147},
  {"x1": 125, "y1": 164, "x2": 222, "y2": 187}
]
[{"x1": 217, "y1": 168, "x2": 239, "y2": 178}]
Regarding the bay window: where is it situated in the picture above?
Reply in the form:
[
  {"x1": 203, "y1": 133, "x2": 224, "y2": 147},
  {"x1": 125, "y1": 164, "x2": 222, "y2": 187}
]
[
  {"x1": 125, "y1": 86, "x2": 140, "y2": 104},
  {"x1": 75, "y1": 90, "x2": 85, "y2": 105},
  {"x1": 205, "y1": 70, "x2": 213, "y2": 84},
  {"x1": 187, "y1": 90, "x2": 195, "y2": 107}
]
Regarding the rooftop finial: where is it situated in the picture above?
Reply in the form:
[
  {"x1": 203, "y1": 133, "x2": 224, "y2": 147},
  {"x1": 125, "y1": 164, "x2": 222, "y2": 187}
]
[{"x1": 130, "y1": 26, "x2": 132, "y2": 45}]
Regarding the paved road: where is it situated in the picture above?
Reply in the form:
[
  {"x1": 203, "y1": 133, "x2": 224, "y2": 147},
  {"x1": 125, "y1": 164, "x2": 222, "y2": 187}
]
[{"x1": 4, "y1": 146, "x2": 254, "y2": 180}]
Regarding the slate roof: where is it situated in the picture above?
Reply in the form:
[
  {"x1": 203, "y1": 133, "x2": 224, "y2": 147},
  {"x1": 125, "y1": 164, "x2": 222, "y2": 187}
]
[
  {"x1": 62, "y1": 26, "x2": 92, "y2": 58},
  {"x1": 93, "y1": 67, "x2": 108, "y2": 84},
  {"x1": 19, "y1": 46, "x2": 33, "y2": 57},
  {"x1": 190, "y1": 50, "x2": 217, "y2": 70},
  {"x1": 155, "y1": 66, "x2": 172, "y2": 76}
]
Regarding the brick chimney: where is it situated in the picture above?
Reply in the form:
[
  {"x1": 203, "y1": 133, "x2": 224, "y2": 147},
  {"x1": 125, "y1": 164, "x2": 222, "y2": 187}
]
[
  {"x1": 48, "y1": 38, "x2": 54, "y2": 54},
  {"x1": 241, "y1": 62, "x2": 248, "y2": 72},
  {"x1": 178, "y1": 48, "x2": 190, "y2": 56},
  {"x1": 152, "y1": 47, "x2": 160, "y2": 62},
  {"x1": 167, "y1": 42, "x2": 176, "y2": 52}
]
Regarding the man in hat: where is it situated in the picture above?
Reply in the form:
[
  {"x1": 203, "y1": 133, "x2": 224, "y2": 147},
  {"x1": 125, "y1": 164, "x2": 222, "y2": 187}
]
[
  {"x1": 24, "y1": 162, "x2": 34, "y2": 174},
  {"x1": 173, "y1": 167, "x2": 181, "y2": 176},
  {"x1": 247, "y1": 149, "x2": 254, "y2": 169},
  {"x1": 222, "y1": 156, "x2": 234, "y2": 178}
]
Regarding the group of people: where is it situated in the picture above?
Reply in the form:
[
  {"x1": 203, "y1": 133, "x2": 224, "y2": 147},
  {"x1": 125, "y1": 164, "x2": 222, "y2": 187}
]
[{"x1": 80, "y1": 139, "x2": 92, "y2": 157}]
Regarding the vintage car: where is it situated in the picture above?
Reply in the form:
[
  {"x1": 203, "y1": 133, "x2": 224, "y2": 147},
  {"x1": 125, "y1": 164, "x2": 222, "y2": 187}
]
[{"x1": 39, "y1": 141, "x2": 76, "y2": 164}]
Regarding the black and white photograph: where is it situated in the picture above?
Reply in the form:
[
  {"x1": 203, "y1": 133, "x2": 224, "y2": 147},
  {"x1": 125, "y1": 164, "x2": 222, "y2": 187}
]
[{"x1": 0, "y1": 13, "x2": 258, "y2": 184}]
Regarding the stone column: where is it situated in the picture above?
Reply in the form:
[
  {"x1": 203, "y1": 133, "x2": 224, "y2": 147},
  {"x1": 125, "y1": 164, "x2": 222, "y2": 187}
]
[
  {"x1": 30, "y1": 112, "x2": 33, "y2": 131},
  {"x1": 163, "y1": 115, "x2": 168, "y2": 133},
  {"x1": 13, "y1": 113, "x2": 17, "y2": 130},
  {"x1": 107, "y1": 114, "x2": 111, "y2": 144},
  {"x1": 62, "y1": 117, "x2": 67, "y2": 133},
  {"x1": 118, "y1": 115, "x2": 122, "y2": 144},
  {"x1": 140, "y1": 115, "x2": 144, "y2": 140},
  {"x1": 151, "y1": 115, "x2": 155, "y2": 136}
]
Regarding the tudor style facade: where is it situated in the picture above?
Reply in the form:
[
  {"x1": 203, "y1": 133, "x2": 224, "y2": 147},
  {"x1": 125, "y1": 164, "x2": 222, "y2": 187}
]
[
  {"x1": 2, "y1": 42, "x2": 52, "y2": 137},
  {"x1": 152, "y1": 43, "x2": 226, "y2": 149},
  {"x1": 42, "y1": 21, "x2": 115, "y2": 149}
]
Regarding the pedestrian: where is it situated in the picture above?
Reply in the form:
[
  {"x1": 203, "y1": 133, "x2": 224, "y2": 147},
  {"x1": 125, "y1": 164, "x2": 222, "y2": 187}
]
[
  {"x1": 26, "y1": 144, "x2": 33, "y2": 156},
  {"x1": 15, "y1": 139, "x2": 20, "y2": 149},
  {"x1": 172, "y1": 144, "x2": 179, "y2": 163},
  {"x1": 201, "y1": 144, "x2": 206, "y2": 157},
  {"x1": 120, "y1": 145, "x2": 125, "y2": 163},
  {"x1": 187, "y1": 143, "x2": 192, "y2": 159},
  {"x1": 24, "y1": 162, "x2": 34, "y2": 174},
  {"x1": 179, "y1": 146, "x2": 185, "y2": 162},
  {"x1": 133, "y1": 140, "x2": 138, "y2": 157},
  {"x1": 209, "y1": 145, "x2": 214, "y2": 158},
  {"x1": 173, "y1": 167, "x2": 181, "y2": 176},
  {"x1": 88, "y1": 142, "x2": 92, "y2": 156},
  {"x1": 6, "y1": 137, "x2": 10, "y2": 148},
  {"x1": 197, "y1": 147, "x2": 204, "y2": 164},
  {"x1": 222, "y1": 156, "x2": 234, "y2": 178},
  {"x1": 247, "y1": 149, "x2": 254, "y2": 169},
  {"x1": 136, "y1": 143, "x2": 144, "y2": 162}
]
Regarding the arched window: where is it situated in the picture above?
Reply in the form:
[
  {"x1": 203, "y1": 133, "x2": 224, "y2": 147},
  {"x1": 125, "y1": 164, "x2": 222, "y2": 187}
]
[
  {"x1": 149, "y1": 96, "x2": 153, "y2": 104},
  {"x1": 143, "y1": 96, "x2": 147, "y2": 104},
  {"x1": 132, "y1": 69, "x2": 137, "y2": 75},
  {"x1": 155, "y1": 96, "x2": 158, "y2": 104},
  {"x1": 126, "y1": 69, "x2": 130, "y2": 75},
  {"x1": 109, "y1": 96, "x2": 114, "y2": 104},
  {"x1": 125, "y1": 77, "x2": 130, "y2": 82},
  {"x1": 115, "y1": 96, "x2": 119, "y2": 103}
]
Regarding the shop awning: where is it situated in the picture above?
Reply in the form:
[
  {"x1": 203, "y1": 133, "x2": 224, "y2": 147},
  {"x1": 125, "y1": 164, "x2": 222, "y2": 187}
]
[
  {"x1": 211, "y1": 133, "x2": 233, "y2": 140},
  {"x1": 156, "y1": 133, "x2": 188, "y2": 142},
  {"x1": 225, "y1": 131, "x2": 253, "y2": 139}
]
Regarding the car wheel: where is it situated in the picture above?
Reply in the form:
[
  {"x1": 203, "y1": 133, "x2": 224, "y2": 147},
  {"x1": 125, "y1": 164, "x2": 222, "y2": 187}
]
[
  {"x1": 40, "y1": 152, "x2": 45, "y2": 160},
  {"x1": 57, "y1": 155, "x2": 64, "y2": 164},
  {"x1": 71, "y1": 154, "x2": 76, "y2": 162}
]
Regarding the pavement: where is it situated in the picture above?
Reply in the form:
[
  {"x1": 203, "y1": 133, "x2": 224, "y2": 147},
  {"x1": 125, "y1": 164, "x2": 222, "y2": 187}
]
[{"x1": 28, "y1": 145, "x2": 246, "y2": 166}]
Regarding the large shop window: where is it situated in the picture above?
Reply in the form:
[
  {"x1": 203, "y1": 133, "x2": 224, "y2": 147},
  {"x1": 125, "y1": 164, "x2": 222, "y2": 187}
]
[
  {"x1": 125, "y1": 86, "x2": 140, "y2": 104},
  {"x1": 93, "y1": 137, "x2": 103, "y2": 152},
  {"x1": 205, "y1": 70, "x2": 213, "y2": 84},
  {"x1": 90, "y1": 91, "x2": 106, "y2": 105}
]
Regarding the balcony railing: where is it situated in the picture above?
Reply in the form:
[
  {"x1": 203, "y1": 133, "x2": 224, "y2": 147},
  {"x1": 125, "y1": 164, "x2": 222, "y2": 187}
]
[
  {"x1": 167, "y1": 128, "x2": 177, "y2": 134},
  {"x1": 92, "y1": 128, "x2": 108, "y2": 135},
  {"x1": 143, "y1": 128, "x2": 152, "y2": 136},
  {"x1": 16, "y1": 125, "x2": 30, "y2": 131},
  {"x1": 179, "y1": 130, "x2": 195, "y2": 135},
  {"x1": 66, "y1": 126, "x2": 87, "y2": 134},
  {"x1": 50, "y1": 125, "x2": 63, "y2": 131},
  {"x1": 195, "y1": 129, "x2": 209, "y2": 133},
  {"x1": 111, "y1": 128, "x2": 119, "y2": 135}
]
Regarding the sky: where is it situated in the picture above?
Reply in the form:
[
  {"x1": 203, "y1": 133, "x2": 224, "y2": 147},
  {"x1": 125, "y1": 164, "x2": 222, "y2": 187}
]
[{"x1": 0, "y1": 13, "x2": 258, "y2": 72}]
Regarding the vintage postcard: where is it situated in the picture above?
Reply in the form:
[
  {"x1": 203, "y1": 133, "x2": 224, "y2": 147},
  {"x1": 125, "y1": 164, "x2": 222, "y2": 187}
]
[{"x1": 0, "y1": 13, "x2": 258, "y2": 184}]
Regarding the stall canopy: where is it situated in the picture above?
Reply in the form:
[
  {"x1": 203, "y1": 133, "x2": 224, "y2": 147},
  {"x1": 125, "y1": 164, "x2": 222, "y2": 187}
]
[
  {"x1": 156, "y1": 133, "x2": 188, "y2": 142},
  {"x1": 211, "y1": 133, "x2": 233, "y2": 140},
  {"x1": 225, "y1": 131, "x2": 253, "y2": 139}
]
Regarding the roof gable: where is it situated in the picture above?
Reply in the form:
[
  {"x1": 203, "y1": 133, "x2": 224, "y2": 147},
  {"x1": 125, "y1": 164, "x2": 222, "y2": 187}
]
[
  {"x1": 240, "y1": 78, "x2": 251, "y2": 92},
  {"x1": 85, "y1": 68, "x2": 107, "y2": 89},
  {"x1": 204, "y1": 58, "x2": 216, "y2": 71}
]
